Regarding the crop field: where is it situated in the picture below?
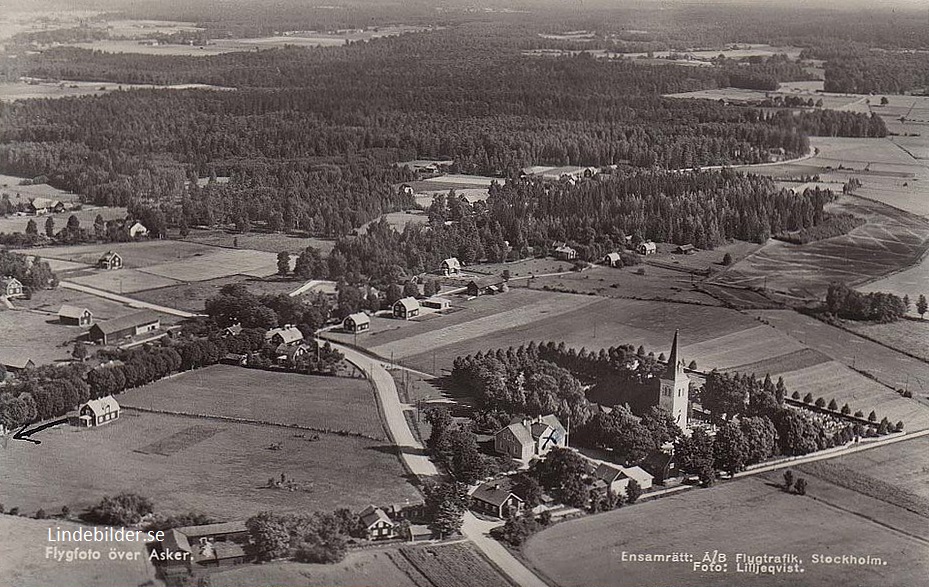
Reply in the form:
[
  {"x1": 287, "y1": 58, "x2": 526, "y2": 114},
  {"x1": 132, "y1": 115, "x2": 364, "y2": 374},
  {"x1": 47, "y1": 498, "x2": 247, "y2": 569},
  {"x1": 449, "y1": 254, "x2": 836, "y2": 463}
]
[
  {"x1": 182, "y1": 229, "x2": 335, "y2": 255},
  {"x1": 719, "y1": 347, "x2": 831, "y2": 377},
  {"x1": 67, "y1": 268, "x2": 181, "y2": 294},
  {"x1": 0, "y1": 205, "x2": 125, "y2": 236},
  {"x1": 138, "y1": 247, "x2": 280, "y2": 281},
  {"x1": 857, "y1": 256, "x2": 929, "y2": 317},
  {"x1": 0, "y1": 411, "x2": 418, "y2": 520},
  {"x1": 0, "y1": 516, "x2": 158, "y2": 587},
  {"x1": 844, "y1": 319, "x2": 929, "y2": 361},
  {"x1": 532, "y1": 266, "x2": 723, "y2": 306},
  {"x1": 211, "y1": 552, "x2": 421, "y2": 587},
  {"x1": 391, "y1": 543, "x2": 516, "y2": 587},
  {"x1": 820, "y1": 434, "x2": 929, "y2": 502},
  {"x1": 118, "y1": 364, "x2": 385, "y2": 439},
  {"x1": 11, "y1": 286, "x2": 135, "y2": 322},
  {"x1": 524, "y1": 475, "x2": 929, "y2": 587},
  {"x1": 21, "y1": 241, "x2": 221, "y2": 270},
  {"x1": 714, "y1": 195, "x2": 929, "y2": 299},
  {"x1": 0, "y1": 80, "x2": 230, "y2": 102},
  {"x1": 131, "y1": 275, "x2": 296, "y2": 313}
]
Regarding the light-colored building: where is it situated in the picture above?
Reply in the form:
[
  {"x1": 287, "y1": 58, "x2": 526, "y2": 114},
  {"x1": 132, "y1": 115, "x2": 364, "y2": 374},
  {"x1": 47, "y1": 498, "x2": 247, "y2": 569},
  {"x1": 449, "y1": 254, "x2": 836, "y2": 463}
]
[
  {"x1": 638, "y1": 241, "x2": 657, "y2": 256},
  {"x1": 88, "y1": 311, "x2": 160, "y2": 345},
  {"x1": 359, "y1": 506, "x2": 395, "y2": 540},
  {"x1": 603, "y1": 252, "x2": 622, "y2": 267},
  {"x1": 593, "y1": 463, "x2": 654, "y2": 495},
  {"x1": 554, "y1": 245, "x2": 577, "y2": 261},
  {"x1": 0, "y1": 276, "x2": 24, "y2": 298},
  {"x1": 659, "y1": 330, "x2": 690, "y2": 429},
  {"x1": 422, "y1": 297, "x2": 451, "y2": 310},
  {"x1": 78, "y1": 396, "x2": 120, "y2": 427},
  {"x1": 128, "y1": 221, "x2": 149, "y2": 238},
  {"x1": 441, "y1": 257, "x2": 461, "y2": 276},
  {"x1": 494, "y1": 414, "x2": 567, "y2": 463},
  {"x1": 29, "y1": 197, "x2": 64, "y2": 215},
  {"x1": 265, "y1": 325, "x2": 304, "y2": 347}
]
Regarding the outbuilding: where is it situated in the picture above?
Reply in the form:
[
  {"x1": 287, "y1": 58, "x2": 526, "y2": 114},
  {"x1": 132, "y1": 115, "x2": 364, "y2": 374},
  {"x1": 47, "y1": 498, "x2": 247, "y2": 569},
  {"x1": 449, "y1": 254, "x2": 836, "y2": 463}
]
[
  {"x1": 603, "y1": 252, "x2": 622, "y2": 267},
  {"x1": 88, "y1": 311, "x2": 160, "y2": 345},
  {"x1": 554, "y1": 245, "x2": 577, "y2": 261},
  {"x1": 58, "y1": 305, "x2": 93, "y2": 326},
  {"x1": 470, "y1": 478, "x2": 524, "y2": 519},
  {"x1": 637, "y1": 241, "x2": 657, "y2": 256},
  {"x1": 422, "y1": 297, "x2": 451, "y2": 310}
]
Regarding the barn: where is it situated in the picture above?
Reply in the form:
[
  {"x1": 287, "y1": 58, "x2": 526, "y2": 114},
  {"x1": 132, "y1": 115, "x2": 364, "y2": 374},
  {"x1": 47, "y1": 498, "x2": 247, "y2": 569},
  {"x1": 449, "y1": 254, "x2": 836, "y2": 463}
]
[
  {"x1": 58, "y1": 305, "x2": 93, "y2": 326},
  {"x1": 466, "y1": 275, "x2": 507, "y2": 297},
  {"x1": 88, "y1": 311, "x2": 161, "y2": 345}
]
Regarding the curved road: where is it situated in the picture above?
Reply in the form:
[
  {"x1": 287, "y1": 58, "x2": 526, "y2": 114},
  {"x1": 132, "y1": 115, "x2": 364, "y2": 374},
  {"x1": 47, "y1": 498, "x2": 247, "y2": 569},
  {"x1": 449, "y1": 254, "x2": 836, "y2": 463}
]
[{"x1": 328, "y1": 342, "x2": 550, "y2": 587}]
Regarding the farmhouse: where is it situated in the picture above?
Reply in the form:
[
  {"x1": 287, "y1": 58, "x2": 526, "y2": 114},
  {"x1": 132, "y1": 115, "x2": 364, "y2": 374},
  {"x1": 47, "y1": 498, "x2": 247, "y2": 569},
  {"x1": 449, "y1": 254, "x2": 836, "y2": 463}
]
[
  {"x1": 470, "y1": 478, "x2": 524, "y2": 519},
  {"x1": 494, "y1": 414, "x2": 567, "y2": 463},
  {"x1": 97, "y1": 251, "x2": 123, "y2": 270},
  {"x1": 88, "y1": 311, "x2": 161, "y2": 345},
  {"x1": 128, "y1": 221, "x2": 149, "y2": 238},
  {"x1": 441, "y1": 257, "x2": 462, "y2": 276},
  {"x1": 593, "y1": 463, "x2": 654, "y2": 495},
  {"x1": 422, "y1": 297, "x2": 451, "y2": 310},
  {"x1": 638, "y1": 241, "x2": 657, "y2": 255},
  {"x1": 78, "y1": 396, "x2": 120, "y2": 427},
  {"x1": 0, "y1": 276, "x2": 24, "y2": 298},
  {"x1": 29, "y1": 197, "x2": 64, "y2": 215},
  {"x1": 58, "y1": 305, "x2": 93, "y2": 326},
  {"x1": 603, "y1": 252, "x2": 622, "y2": 267},
  {"x1": 277, "y1": 343, "x2": 310, "y2": 366},
  {"x1": 554, "y1": 245, "x2": 578, "y2": 261},
  {"x1": 466, "y1": 275, "x2": 507, "y2": 297},
  {"x1": 359, "y1": 505, "x2": 396, "y2": 541},
  {"x1": 222, "y1": 323, "x2": 242, "y2": 337},
  {"x1": 158, "y1": 521, "x2": 248, "y2": 569},
  {"x1": 675, "y1": 244, "x2": 696, "y2": 255},
  {"x1": 343, "y1": 312, "x2": 371, "y2": 333},
  {"x1": 265, "y1": 325, "x2": 303, "y2": 347},
  {"x1": 393, "y1": 297, "x2": 421, "y2": 320}
]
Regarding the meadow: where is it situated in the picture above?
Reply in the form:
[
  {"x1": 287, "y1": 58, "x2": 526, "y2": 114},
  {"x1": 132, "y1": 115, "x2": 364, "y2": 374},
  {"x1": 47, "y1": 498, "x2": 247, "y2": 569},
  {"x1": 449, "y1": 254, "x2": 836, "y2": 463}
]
[
  {"x1": 0, "y1": 410, "x2": 418, "y2": 520},
  {"x1": 843, "y1": 319, "x2": 929, "y2": 361},
  {"x1": 818, "y1": 434, "x2": 929, "y2": 502},
  {"x1": 524, "y1": 475, "x2": 929, "y2": 587},
  {"x1": 0, "y1": 205, "x2": 125, "y2": 236},
  {"x1": 118, "y1": 364, "x2": 385, "y2": 440}
]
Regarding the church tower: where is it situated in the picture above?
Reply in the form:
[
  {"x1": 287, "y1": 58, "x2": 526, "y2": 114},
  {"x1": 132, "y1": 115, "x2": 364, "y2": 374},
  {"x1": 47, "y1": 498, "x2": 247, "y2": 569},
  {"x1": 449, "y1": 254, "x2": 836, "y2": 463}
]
[{"x1": 659, "y1": 330, "x2": 690, "y2": 429}]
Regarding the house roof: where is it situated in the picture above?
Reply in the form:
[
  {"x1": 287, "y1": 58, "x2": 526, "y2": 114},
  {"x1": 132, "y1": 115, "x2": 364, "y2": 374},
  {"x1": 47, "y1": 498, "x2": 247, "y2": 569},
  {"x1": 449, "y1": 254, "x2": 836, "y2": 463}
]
[
  {"x1": 211, "y1": 541, "x2": 246, "y2": 560},
  {"x1": 30, "y1": 197, "x2": 61, "y2": 209},
  {"x1": 471, "y1": 478, "x2": 524, "y2": 508},
  {"x1": 498, "y1": 421, "x2": 534, "y2": 447},
  {"x1": 593, "y1": 463, "x2": 625, "y2": 484},
  {"x1": 345, "y1": 312, "x2": 370, "y2": 325},
  {"x1": 359, "y1": 505, "x2": 394, "y2": 529},
  {"x1": 0, "y1": 276, "x2": 22, "y2": 287},
  {"x1": 266, "y1": 325, "x2": 303, "y2": 345},
  {"x1": 99, "y1": 251, "x2": 121, "y2": 262},
  {"x1": 82, "y1": 395, "x2": 119, "y2": 416},
  {"x1": 442, "y1": 257, "x2": 461, "y2": 268},
  {"x1": 676, "y1": 243, "x2": 695, "y2": 251},
  {"x1": 164, "y1": 529, "x2": 191, "y2": 554},
  {"x1": 129, "y1": 221, "x2": 147, "y2": 230},
  {"x1": 58, "y1": 305, "x2": 90, "y2": 319},
  {"x1": 623, "y1": 466, "x2": 654, "y2": 485},
  {"x1": 469, "y1": 275, "x2": 506, "y2": 289},
  {"x1": 1, "y1": 355, "x2": 34, "y2": 370},
  {"x1": 176, "y1": 520, "x2": 247, "y2": 539},
  {"x1": 395, "y1": 297, "x2": 420, "y2": 311},
  {"x1": 93, "y1": 311, "x2": 160, "y2": 336},
  {"x1": 641, "y1": 450, "x2": 674, "y2": 475},
  {"x1": 425, "y1": 296, "x2": 451, "y2": 306},
  {"x1": 604, "y1": 252, "x2": 621, "y2": 262},
  {"x1": 224, "y1": 323, "x2": 243, "y2": 335},
  {"x1": 555, "y1": 245, "x2": 576, "y2": 254}
]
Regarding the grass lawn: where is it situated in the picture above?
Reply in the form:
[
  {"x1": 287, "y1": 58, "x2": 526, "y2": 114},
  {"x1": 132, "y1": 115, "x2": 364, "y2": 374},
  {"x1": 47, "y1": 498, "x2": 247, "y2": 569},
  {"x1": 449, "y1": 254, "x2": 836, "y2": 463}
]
[
  {"x1": 524, "y1": 475, "x2": 929, "y2": 587},
  {"x1": 0, "y1": 515, "x2": 158, "y2": 587},
  {"x1": 118, "y1": 364, "x2": 386, "y2": 440},
  {"x1": 0, "y1": 411, "x2": 418, "y2": 520},
  {"x1": 0, "y1": 308, "x2": 90, "y2": 365}
]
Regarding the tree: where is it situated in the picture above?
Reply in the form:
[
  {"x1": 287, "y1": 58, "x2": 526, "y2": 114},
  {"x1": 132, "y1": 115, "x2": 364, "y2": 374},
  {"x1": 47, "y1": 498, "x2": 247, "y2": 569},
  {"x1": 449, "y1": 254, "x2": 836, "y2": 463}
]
[
  {"x1": 868, "y1": 410, "x2": 877, "y2": 422},
  {"x1": 66, "y1": 215, "x2": 80, "y2": 231},
  {"x1": 82, "y1": 493, "x2": 153, "y2": 526},
  {"x1": 511, "y1": 473, "x2": 543, "y2": 509},
  {"x1": 827, "y1": 398, "x2": 838, "y2": 411},
  {"x1": 71, "y1": 342, "x2": 88, "y2": 362},
  {"x1": 713, "y1": 421, "x2": 748, "y2": 476},
  {"x1": 45, "y1": 217, "x2": 55, "y2": 237},
  {"x1": 531, "y1": 448, "x2": 589, "y2": 507},
  {"x1": 386, "y1": 283, "x2": 403, "y2": 306},
  {"x1": 918, "y1": 294, "x2": 928, "y2": 319},
  {"x1": 782, "y1": 469, "x2": 794, "y2": 492},
  {"x1": 402, "y1": 281, "x2": 419, "y2": 299},
  {"x1": 625, "y1": 479, "x2": 642, "y2": 504},
  {"x1": 245, "y1": 512, "x2": 291, "y2": 561},
  {"x1": 424, "y1": 482, "x2": 468, "y2": 539},
  {"x1": 841, "y1": 403, "x2": 851, "y2": 415},
  {"x1": 722, "y1": 252, "x2": 733, "y2": 265},
  {"x1": 674, "y1": 428, "x2": 715, "y2": 487},
  {"x1": 336, "y1": 283, "x2": 363, "y2": 319},
  {"x1": 276, "y1": 251, "x2": 290, "y2": 276},
  {"x1": 640, "y1": 405, "x2": 682, "y2": 447},
  {"x1": 739, "y1": 416, "x2": 777, "y2": 464},
  {"x1": 794, "y1": 477, "x2": 807, "y2": 495},
  {"x1": 26, "y1": 219, "x2": 37, "y2": 235}
]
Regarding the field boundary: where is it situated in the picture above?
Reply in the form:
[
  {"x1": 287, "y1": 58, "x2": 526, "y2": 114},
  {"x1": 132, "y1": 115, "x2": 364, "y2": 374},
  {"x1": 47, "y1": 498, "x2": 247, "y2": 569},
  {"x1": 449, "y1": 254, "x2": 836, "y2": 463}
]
[
  {"x1": 798, "y1": 311, "x2": 929, "y2": 368},
  {"x1": 121, "y1": 405, "x2": 385, "y2": 441}
]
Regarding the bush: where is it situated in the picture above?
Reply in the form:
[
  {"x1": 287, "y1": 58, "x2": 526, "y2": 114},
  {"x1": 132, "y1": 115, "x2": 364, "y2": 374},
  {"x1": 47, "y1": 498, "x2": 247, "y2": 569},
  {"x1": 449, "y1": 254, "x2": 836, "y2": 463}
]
[
  {"x1": 61, "y1": 505, "x2": 70, "y2": 518},
  {"x1": 537, "y1": 511, "x2": 552, "y2": 527},
  {"x1": 802, "y1": 392, "x2": 813, "y2": 403},
  {"x1": 840, "y1": 403, "x2": 850, "y2": 415},
  {"x1": 782, "y1": 470, "x2": 794, "y2": 492},
  {"x1": 895, "y1": 421, "x2": 904, "y2": 432},
  {"x1": 34, "y1": 509, "x2": 47, "y2": 520},
  {"x1": 814, "y1": 397, "x2": 826, "y2": 408},
  {"x1": 794, "y1": 477, "x2": 807, "y2": 496},
  {"x1": 854, "y1": 410, "x2": 864, "y2": 418},
  {"x1": 636, "y1": 267, "x2": 646, "y2": 276},
  {"x1": 688, "y1": 360, "x2": 697, "y2": 370},
  {"x1": 868, "y1": 411, "x2": 877, "y2": 422},
  {"x1": 9, "y1": 507, "x2": 19, "y2": 516},
  {"x1": 791, "y1": 391, "x2": 801, "y2": 400},
  {"x1": 722, "y1": 253, "x2": 733, "y2": 265}
]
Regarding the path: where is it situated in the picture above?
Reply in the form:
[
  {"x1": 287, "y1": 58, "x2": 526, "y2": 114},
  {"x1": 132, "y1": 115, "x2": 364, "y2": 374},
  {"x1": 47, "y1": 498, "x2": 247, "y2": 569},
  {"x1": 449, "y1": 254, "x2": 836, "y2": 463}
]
[
  {"x1": 328, "y1": 341, "x2": 551, "y2": 587},
  {"x1": 60, "y1": 281, "x2": 204, "y2": 318}
]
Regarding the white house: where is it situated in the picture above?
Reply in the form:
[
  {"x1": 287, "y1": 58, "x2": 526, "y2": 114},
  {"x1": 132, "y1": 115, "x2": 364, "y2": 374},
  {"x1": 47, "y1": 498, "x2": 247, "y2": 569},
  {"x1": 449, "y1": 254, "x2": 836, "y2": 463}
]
[
  {"x1": 78, "y1": 396, "x2": 120, "y2": 427},
  {"x1": 494, "y1": 415, "x2": 567, "y2": 463},
  {"x1": 441, "y1": 257, "x2": 461, "y2": 276},
  {"x1": 638, "y1": 241, "x2": 657, "y2": 255}
]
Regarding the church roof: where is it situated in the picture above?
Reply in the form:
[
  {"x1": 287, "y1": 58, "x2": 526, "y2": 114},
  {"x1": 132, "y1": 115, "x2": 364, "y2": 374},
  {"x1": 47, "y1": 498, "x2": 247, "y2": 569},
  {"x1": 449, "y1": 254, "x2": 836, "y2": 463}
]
[{"x1": 662, "y1": 330, "x2": 685, "y2": 379}]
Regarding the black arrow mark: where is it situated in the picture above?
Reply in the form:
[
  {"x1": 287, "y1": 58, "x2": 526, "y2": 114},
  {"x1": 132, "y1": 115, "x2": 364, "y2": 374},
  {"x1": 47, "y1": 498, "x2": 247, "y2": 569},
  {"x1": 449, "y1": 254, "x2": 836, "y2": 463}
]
[{"x1": 13, "y1": 419, "x2": 70, "y2": 445}]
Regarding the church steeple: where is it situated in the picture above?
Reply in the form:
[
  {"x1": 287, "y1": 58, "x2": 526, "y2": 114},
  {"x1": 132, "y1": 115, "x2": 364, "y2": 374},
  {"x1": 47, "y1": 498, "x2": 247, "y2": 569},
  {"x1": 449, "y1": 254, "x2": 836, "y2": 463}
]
[{"x1": 659, "y1": 330, "x2": 689, "y2": 429}]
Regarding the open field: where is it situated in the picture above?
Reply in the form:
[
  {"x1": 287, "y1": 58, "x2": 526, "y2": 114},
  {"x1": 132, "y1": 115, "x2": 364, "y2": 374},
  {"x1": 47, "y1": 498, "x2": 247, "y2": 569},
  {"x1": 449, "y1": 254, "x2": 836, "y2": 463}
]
[
  {"x1": 843, "y1": 318, "x2": 929, "y2": 361},
  {"x1": 359, "y1": 211, "x2": 429, "y2": 234},
  {"x1": 818, "y1": 434, "x2": 929, "y2": 502},
  {"x1": 130, "y1": 275, "x2": 298, "y2": 313},
  {"x1": 0, "y1": 307, "x2": 87, "y2": 365},
  {"x1": 0, "y1": 515, "x2": 159, "y2": 587},
  {"x1": 211, "y1": 552, "x2": 420, "y2": 587},
  {"x1": 0, "y1": 411, "x2": 419, "y2": 520},
  {"x1": 0, "y1": 205, "x2": 125, "y2": 236},
  {"x1": 118, "y1": 364, "x2": 386, "y2": 439},
  {"x1": 141, "y1": 247, "x2": 280, "y2": 281},
  {"x1": 524, "y1": 475, "x2": 929, "y2": 587},
  {"x1": 181, "y1": 229, "x2": 335, "y2": 255},
  {"x1": 0, "y1": 80, "x2": 231, "y2": 102},
  {"x1": 858, "y1": 255, "x2": 929, "y2": 317},
  {"x1": 390, "y1": 543, "x2": 517, "y2": 587},
  {"x1": 532, "y1": 266, "x2": 722, "y2": 306},
  {"x1": 714, "y1": 195, "x2": 929, "y2": 299},
  {"x1": 9, "y1": 286, "x2": 142, "y2": 321},
  {"x1": 0, "y1": 174, "x2": 79, "y2": 205},
  {"x1": 67, "y1": 268, "x2": 181, "y2": 294},
  {"x1": 20, "y1": 240, "x2": 222, "y2": 270}
]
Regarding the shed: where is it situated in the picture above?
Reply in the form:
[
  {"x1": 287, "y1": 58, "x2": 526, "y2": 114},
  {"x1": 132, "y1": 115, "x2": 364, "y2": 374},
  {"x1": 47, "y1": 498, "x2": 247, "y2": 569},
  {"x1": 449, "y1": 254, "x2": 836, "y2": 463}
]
[
  {"x1": 59, "y1": 305, "x2": 93, "y2": 326},
  {"x1": 88, "y1": 311, "x2": 160, "y2": 345},
  {"x1": 675, "y1": 244, "x2": 696, "y2": 254},
  {"x1": 422, "y1": 297, "x2": 451, "y2": 310}
]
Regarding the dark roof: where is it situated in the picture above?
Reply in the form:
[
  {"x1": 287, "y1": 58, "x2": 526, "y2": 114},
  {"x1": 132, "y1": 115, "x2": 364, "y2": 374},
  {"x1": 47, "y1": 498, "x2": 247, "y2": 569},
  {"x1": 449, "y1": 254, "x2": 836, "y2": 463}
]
[
  {"x1": 176, "y1": 521, "x2": 247, "y2": 538},
  {"x1": 594, "y1": 463, "x2": 624, "y2": 484},
  {"x1": 662, "y1": 329, "x2": 684, "y2": 380},
  {"x1": 359, "y1": 506, "x2": 394, "y2": 528},
  {"x1": 93, "y1": 311, "x2": 160, "y2": 336},
  {"x1": 641, "y1": 450, "x2": 674, "y2": 475},
  {"x1": 469, "y1": 275, "x2": 506, "y2": 288},
  {"x1": 471, "y1": 478, "x2": 524, "y2": 508},
  {"x1": 59, "y1": 305, "x2": 90, "y2": 319}
]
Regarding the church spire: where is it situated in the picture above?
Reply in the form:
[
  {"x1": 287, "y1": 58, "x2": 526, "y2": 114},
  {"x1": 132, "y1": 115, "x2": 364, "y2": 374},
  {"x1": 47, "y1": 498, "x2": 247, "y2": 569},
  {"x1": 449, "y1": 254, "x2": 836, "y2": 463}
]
[{"x1": 663, "y1": 329, "x2": 683, "y2": 379}]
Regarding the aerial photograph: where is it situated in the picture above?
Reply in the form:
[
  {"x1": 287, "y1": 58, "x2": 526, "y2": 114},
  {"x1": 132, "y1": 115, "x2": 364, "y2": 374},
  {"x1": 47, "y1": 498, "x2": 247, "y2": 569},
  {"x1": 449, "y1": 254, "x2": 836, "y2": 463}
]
[{"x1": 0, "y1": 0, "x2": 927, "y2": 586}]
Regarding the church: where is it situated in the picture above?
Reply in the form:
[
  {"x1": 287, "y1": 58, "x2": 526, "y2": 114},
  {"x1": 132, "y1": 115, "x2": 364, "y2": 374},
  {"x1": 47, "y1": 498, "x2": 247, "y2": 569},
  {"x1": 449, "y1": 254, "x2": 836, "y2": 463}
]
[{"x1": 658, "y1": 330, "x2": 690, "y2": 430}]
